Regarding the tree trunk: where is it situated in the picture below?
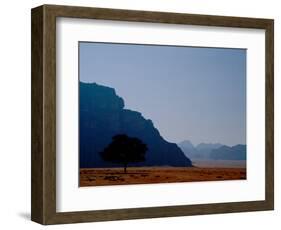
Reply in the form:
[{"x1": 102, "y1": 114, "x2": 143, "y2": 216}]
[{"x1": 124, "y1": 163, "x2": 127, "y2": 174}]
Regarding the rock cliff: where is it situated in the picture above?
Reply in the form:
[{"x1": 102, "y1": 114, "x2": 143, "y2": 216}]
[{"x1": 79, "y1": 82, "x2": 192, "y2": 168}]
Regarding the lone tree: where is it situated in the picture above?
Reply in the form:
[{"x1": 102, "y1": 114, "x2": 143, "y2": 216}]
[{"x1": 100, "y1": 134, "x2": 148, "y2": 173}]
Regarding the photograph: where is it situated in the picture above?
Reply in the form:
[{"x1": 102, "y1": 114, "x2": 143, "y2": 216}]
[
  {"x1": 30, "y1": 4, "x2": 274, "y2": 224},
  {"x1": 79, "y1": 42, "x2": 247, "y2": 187}
]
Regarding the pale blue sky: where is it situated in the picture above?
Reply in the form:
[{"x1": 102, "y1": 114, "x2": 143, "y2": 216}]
[{"x1": 79, "y1": 42, "x2": 246, "y2": 146}]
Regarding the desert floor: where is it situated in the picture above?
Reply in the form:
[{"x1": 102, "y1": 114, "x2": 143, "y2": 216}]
[{"x1": 80, "y1": 167, "x2": 246, "y2": 187}]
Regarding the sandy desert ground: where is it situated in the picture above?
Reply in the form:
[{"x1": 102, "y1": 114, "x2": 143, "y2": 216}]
[{"x1": 80, "y1": 167, "x2": 246, "y2": 187}]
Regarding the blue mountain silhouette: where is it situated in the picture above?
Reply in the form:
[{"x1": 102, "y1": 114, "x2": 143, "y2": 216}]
[
  {"x1": 79, "y1": 82, "x2": 192, "y2": 168},
  {"x1": 178, "y1": 140, "x2": 246, "y2": 160}
]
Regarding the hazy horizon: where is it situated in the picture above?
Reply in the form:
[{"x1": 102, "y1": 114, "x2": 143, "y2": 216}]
[{"x1": 79, "y1": 42, "x2": 246, "y2": 146}]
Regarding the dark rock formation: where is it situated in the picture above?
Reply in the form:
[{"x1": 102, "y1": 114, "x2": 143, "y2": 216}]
[{"x1": 79, "y1": 82, "x2": 192, "y2": 168}]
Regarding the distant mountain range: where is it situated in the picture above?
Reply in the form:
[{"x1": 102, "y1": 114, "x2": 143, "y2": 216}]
[
  {"x1": 80, "y1": 82, "x2": 192, "y2": 168},
  {"x1": 210, "y1": 144, "x2": 246, "y2": 160},
  {"x1": 178, "y1": 140, "x2": 246, "y2": 161}
]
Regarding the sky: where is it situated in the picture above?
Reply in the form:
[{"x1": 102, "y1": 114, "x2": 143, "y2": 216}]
[{"x1": 79, "y1": 42, "x2": 246, "y2": 146}]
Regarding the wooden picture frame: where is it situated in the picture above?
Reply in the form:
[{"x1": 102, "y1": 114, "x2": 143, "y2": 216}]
[{"x1": 31, "y1": 4, "x2": 274, "y2": 225}]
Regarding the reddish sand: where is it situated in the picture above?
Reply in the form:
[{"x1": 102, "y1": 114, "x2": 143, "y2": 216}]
[{"x1": 80, "y1": 167, "x2": 246, "y2": 187}]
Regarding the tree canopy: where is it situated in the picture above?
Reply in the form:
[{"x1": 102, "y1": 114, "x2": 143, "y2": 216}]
[{"x1": 100, "y1": 134, "x2": 147, "y2": 173}]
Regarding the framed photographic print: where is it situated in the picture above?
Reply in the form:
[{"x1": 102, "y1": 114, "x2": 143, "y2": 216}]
[{"x1": 31, "y1": 4, "x2": 274, "y2": 225}]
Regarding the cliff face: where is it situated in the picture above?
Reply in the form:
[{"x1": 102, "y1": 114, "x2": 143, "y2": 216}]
[{"x1": 79, "y1": 82, "x2": 192, "y2": 168}]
